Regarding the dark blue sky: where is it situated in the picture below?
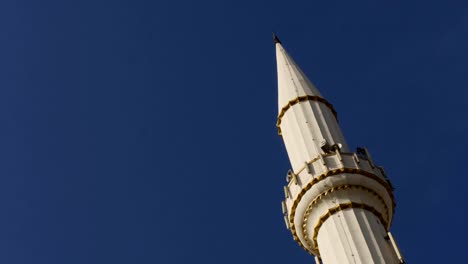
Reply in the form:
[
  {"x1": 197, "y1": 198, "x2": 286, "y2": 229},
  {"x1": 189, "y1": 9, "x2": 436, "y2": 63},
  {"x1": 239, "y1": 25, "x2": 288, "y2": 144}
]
[{"x1": 1, "y1": 0, "x2": 467, "y2": 263}]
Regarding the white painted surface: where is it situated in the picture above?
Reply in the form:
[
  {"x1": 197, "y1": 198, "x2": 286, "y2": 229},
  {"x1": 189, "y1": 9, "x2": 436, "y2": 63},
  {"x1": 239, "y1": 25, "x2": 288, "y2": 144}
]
[
  {"x1": 318, "y1": 209, "x2": 399, "y2": 264},
  {"x1": 275, "y1": 43, "x2": 322, "y2": 111},
  {"x1": 276, "y1": 42, "x2": 401, "y2": 264},
  {"x1": 276, "y1": 42, "x2": 349, "y2": 172}
]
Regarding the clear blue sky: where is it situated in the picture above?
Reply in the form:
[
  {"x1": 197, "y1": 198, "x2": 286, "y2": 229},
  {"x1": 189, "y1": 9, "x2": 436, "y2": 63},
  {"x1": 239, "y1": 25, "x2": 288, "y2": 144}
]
[{"x1": 0, "y1": 0, "x2": 467, "y2": 263}]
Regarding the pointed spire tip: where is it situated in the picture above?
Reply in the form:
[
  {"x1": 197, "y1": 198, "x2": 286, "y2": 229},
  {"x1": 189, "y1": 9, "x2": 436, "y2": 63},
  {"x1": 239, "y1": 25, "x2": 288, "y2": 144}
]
[{"x1": 273, "y1": 32, "x2": 281, "y2": 44}]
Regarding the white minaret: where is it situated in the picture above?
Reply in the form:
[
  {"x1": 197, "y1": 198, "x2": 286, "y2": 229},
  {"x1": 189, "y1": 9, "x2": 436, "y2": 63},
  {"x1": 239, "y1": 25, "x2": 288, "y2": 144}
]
[{"x1": 275, "y1": 35, "x2": 405, "y2": 264}]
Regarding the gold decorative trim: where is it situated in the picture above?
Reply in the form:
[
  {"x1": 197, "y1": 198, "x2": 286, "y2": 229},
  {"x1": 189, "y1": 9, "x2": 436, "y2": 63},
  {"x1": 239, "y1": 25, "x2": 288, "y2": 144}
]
[
  {"x1": 276, "y1": 95, "x2": 338, "y2": 135},
  {"x1": 302, "y1": 185, "x2": 390, "y2": 252},
  {"x1": 311, "y1": 202, "x2": 389, "y2": 254},
  {"x1": 287, "y1": 168, "x2": 395, "y2": 256}
]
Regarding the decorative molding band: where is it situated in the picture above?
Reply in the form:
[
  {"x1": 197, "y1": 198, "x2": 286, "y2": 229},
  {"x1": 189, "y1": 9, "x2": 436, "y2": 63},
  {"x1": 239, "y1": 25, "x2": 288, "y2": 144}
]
[
  {"x1": 276, "y1": 95, "x2": 338, "y2": 135},
  {"x1": 311, "y1": 202, "x2": 389, "y2": 255},
  {"x1": 287, "y1": 168, "x2": 395, "y2": 256},
  {"x1": 302, "y1": 185, "x2": 390, "y2": 252}
]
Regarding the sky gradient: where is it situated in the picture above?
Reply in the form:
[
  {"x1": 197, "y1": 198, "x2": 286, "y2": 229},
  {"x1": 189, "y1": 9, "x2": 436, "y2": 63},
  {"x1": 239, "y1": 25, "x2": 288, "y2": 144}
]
[{"x1": 1, "y1": 0, "x2": 467, "y2": 263}]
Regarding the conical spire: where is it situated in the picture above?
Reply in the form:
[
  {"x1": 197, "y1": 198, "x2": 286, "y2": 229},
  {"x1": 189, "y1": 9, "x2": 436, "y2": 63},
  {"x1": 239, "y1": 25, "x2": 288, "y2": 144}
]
[{"x1": 275, "y1": 38, "x2": 322, "y2": 112}]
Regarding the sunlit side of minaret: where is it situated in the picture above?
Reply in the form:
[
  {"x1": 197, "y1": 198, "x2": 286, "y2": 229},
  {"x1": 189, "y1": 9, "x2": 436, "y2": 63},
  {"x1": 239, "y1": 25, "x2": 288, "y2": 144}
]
[{"x1": 275, "y1": 35, "x2": 405, "y2": 264}]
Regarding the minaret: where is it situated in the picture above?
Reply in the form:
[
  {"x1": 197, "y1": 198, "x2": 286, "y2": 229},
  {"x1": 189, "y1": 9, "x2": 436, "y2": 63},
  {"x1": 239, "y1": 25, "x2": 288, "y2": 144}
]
[{"x1": 275, "y1": 35, "x2": 405, "y2": 264}]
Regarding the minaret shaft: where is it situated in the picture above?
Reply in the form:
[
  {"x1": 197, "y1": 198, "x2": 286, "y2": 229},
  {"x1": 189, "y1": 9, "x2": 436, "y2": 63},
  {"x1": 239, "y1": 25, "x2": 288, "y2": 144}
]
[{"x1": 275, "y1": 39, "x2": 403, "y2": 264}]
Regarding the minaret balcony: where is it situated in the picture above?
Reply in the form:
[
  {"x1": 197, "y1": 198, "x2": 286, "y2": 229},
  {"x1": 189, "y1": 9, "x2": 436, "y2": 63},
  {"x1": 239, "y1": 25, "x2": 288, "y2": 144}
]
[{"x1": 282, "y1": 150, "x2": 395, "y2": 256}]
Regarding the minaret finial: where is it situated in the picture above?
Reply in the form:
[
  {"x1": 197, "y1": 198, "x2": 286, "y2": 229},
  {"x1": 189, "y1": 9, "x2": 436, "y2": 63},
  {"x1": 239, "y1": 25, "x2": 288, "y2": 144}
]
[{"x1": 273, "y1": 32, "x2": 281, "y2": 44}]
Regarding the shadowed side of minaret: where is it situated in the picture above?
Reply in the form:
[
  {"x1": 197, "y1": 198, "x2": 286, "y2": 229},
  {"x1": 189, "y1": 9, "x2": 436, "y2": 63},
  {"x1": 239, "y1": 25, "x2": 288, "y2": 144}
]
[{"x1": 274, "y1": 36, "x2": 404, "y2": 264}]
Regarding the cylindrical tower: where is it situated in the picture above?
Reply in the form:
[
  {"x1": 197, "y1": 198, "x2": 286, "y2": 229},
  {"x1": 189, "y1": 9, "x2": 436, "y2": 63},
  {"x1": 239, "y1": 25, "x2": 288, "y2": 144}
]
[{"x1": 274, "y1": 35, "x2": 404, "y2": 264}]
